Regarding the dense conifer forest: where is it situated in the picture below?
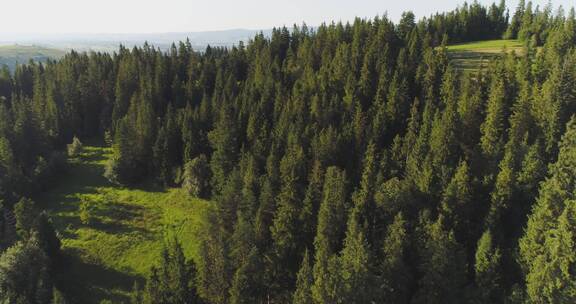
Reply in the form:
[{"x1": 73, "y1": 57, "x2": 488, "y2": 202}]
[{"x1": 1, "y1": 1, "x2": 576, "y2": 303}]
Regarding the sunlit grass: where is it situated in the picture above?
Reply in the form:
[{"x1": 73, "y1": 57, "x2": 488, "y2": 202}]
[
  {"x1": 38, "y1": 144, "x2": 212, "y2": 303},
  {"x1": 446, "y1": 39, "x2": 524, "y2": 73},
  {"x1": 446, "y1": 39, "x2": 523, "y2": 52}
]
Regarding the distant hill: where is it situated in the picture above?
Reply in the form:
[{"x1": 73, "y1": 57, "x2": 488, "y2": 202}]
[
  {"x1": 0, "y1": 45, "x2": 66, "y2": 71},
  {"x1": 0, "y1": 29, "x2": 274, "y2": 71},
  {"x1": 0, "y1": 29, "x2": 273, "y2": 54}
]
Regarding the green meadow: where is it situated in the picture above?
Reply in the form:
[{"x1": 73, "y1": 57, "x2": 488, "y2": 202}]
[
  {"x1": 38, "y1": 144, "x2": 212, "y2": 303},
  {"x1": 446, "y1": 39, "x2": 524, "y2": 72}
]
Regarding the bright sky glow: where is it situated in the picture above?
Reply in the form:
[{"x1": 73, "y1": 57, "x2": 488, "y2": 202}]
[{"x1": 0, "y1": 0, "x2": 573, "y2": 34}]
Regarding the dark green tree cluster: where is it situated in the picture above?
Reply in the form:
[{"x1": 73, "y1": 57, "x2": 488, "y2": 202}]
[
  {"x1": 419, "y1": 0, "x2": 509, "y2": 44},
  {"x1": 0, "y1": 197, "x2": 64, "y2": 303},
  {"x1": 504, "y1": 0, "x2": 576, "y2": 45}
]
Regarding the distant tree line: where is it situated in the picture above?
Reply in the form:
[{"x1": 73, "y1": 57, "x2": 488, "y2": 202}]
[{"x1": 0, "y1": 0, "x2": 575, "y2": 303}]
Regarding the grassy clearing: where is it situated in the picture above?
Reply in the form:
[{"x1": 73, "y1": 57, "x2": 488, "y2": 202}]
[
  {"x1": 0, "y1": 44, "x2": 66, "y2": 58},
  {"x1": 446, "y1": 39, "x2": 524, "y2": 72},
  {"x1": 446, "y1": 39, "x2": 523, "y2": 52},
  {"x1": 0, "y1": 45, "x2": 66, "y2": 71},
  {"x1": 37, "y1": 144, "x2": 212, "y2": 303}
]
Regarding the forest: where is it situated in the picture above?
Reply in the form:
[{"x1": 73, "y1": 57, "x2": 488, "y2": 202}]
[{"x1": 0, "y1": 0, "x2": 575, "y2": 303}]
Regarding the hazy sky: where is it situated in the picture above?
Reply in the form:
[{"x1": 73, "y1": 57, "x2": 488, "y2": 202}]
[{"x1": 0, "y1": 0, "x2": 573, "y2": 34}]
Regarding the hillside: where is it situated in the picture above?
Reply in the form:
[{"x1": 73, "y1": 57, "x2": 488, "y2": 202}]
[
  {"x1": 1, "y1": 1, "x2": 575, "y2": 303},
  {"x1": 38, "y1": 144, "x2": 211, "y2": 303},
  {"x1": 0, "y1": 44, "x2": 66, "y2": 71}
]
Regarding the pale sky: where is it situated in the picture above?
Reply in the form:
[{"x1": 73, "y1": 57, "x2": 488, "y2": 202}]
[{"x1": 0, "y1": 0, "x2": 573, "y2": 34}]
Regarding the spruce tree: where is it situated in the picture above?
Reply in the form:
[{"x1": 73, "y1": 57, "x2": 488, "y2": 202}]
[
  {"x1": 292, "y1": 250, "x2": 313, "y2": 304},
  {"x1": 474, "y1": 230, "x2": 502, "y2": 303},
  {"x1": 520, "y1": 117, "x2": 576, "y2": 303}
]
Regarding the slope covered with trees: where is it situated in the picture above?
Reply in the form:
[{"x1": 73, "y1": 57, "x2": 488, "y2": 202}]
[{"x1": 0, "y1": 1, "x2": 575, "y2": 303}]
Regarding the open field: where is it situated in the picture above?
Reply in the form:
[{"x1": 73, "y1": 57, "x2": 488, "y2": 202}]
[
  {"x1": 446, "y1": 39, "x2": 524, "y2": 72},
  {"x1": 37, "y1": 144, "x2": 211, "y2": 303},
  {"x1": 0, "y1": 45, "x2": 66, "y2": 70}
]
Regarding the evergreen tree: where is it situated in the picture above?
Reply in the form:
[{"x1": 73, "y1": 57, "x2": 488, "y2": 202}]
[
  {"x1": 378, "y1": 213, "x2": 412, "y2": 304},
  {"x1": 474, "y1": 230, "x2": 502, "y2": 303},
  {"x1": 520, "y1": 117, "x2": 576, "y2": 303},
  {"x1": 270, "y1": 144, "x2": 307, "y2": 290},
  {"x1": 229, "y1": 247, "x2": 263, "y2": 304},
  {"x1": 412, "y1": 216, "x2": 468, "y2": 304},
  {"x1": 209, "y1": 103, "x2": 239, "y2": 195},
  {"x1": 339, "y1": 215, "x2": 373, "y2": 303},
  {"x1": 0, "y1": 236, "x2": 53, "y2": 304},
  {"x1": 14, "y1": 197, "x2": 36, "y2": 240},
  {"x1": 142, "y1": 239, "x2": 200, "y2": 304},
  {"x1": 292, "y1": 250, "x2": 313, "y2": 304},
  {"x1": 312, "y1": 167, "x2": 348, "y2": 304},
  {"x1": 182, "y1": 154, "x2": 211, "y2": 198}
]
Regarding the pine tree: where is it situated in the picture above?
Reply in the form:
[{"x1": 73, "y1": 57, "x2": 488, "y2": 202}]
[
  {"x1": 474, "y1": 230, "x2": 502, "y2": 303},
  {"x1": 378, "y1": 213, "x2": 412, "y2": 304},
  {"x1": 339, "y1": 215, "x2": 373, "y2": 303},
  {"x1": 153, "y1": 104, "x2": 181, "y2": 186},
  {"x1": 292, "y1": 250, "x2": 313, "y2": 304},
  {"x1": 209, "y1": 103, "x2": 239, "y2": 195},
  {"x1": 270, "y1": 144, "x2": 307, "y2": 288},
  {"x1": 312, "y1": 167, "x2": 348, "y2": 304},
  {"x1": 440, "y1": 161, "x2": 475, "y2": 245},
  {"x1": 480, "y1": 75, "x2": 509, "y2": 168},
  {"x1": 142, "y1": 239, "x2": 200, "y2": 304},
  {"x1": 182, "y1": 154, "x2": 211, "y2": 198},
  {"x1": 196, "y1": 212, "x2": 230, "y2": 304},
  {"x1": 229, "y1": 247, "x2": 264, "y2": 304},
  {"x1": 0, "y1": 235, "x2": 52, "y2": 304},
  {"x1": 412, "y1": 216, "x2": 468, "y2": 304},
  {"x1": 520, "y1": 117, "x2": 576, "y2": 303},
  {"x1": 34, "y1": 212, "x2": 61, "y2": 265},
  {"x1": 14, "y1": 197, "x2": 36, "y2": 240},
  {"x1": 299, "y1": 161, "x2": 324, "y2": 249}
]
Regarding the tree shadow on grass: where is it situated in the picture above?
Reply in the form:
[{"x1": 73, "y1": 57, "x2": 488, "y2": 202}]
[
  {"x1": 40, "y1": 145, "x2": 168, "y2": 302},
  {"x1": 58, "y1": 250, "x2": 143, "y2": 304},
  {"x1": 447, "y1": 51, "x2": 507, "y2": 72}
]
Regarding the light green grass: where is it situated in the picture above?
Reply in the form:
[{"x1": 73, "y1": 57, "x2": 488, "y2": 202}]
[
  {"x1": 446, "y1": 39, "x2": 524, "y2": 72},
  {"x1": 0, "y1": 44, "x2": 66, "y2": 58},
  {"x1": 0, "y1": 45, "x2": 66, "y2": 71},
  {"x1": 38, "y1": 144, "x2": 212, "y2": 303},
  {"x1": 446, "y1": 39, "x2": 523, "y2": 52}
]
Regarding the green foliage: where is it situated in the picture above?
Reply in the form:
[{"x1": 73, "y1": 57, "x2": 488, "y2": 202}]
[
  {"x1": 78, "y1": 198, "x2": 93, "y2": 225},
  {"x1": 229, "y1": 247, "x2": 263, "y2": 304},
  {"x1": 141, "y1": 239, "x2": 200, "y2": 304},
  {"x1": 0, "y1": 236, "x2": 52, "y2": 304},
  {"x1": 520, "y1": 117, "x2": 576, "y2": 303},
  {"x1": 182, "y1": 154, "x2": 211, "y2": 199},
  {"x1": 0, "y1": 2, "x2": 575, "y2": 303},
  {"x1": 413, "y1": 216, "x2": 468, "y2": 304},
  {"x1": 67, "y1": 136, "x2": 83, "y2": 158},
  {"x1": 378, "y1": 213, "x2": 411, "y2": 303},
  {"x1": 474, "y1": 230, "x2": 502, "y2": 302},
  {"x1": 292, "y1": 250, "x2": 313, "y2": 304},
  {"x1": 14, "y1": 197, "x2": 36, "y2": 240},
  {"x1": 339, "y1": 216, "x2": 374, "y2": 303},
  {"x1": 312, "y1": 167, "x2": 349, "y2": 304}
]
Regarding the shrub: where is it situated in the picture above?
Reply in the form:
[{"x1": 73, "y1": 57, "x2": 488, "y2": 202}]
[
  {"x1": 79, "y1": 198, "x2": 92, "y2": 225},
  {"x1": 67, "y1": 136, "x2": 83, "y2": 158},
  {"x1": 182, "y1": 154, "x2": 210, "y2": 198}
]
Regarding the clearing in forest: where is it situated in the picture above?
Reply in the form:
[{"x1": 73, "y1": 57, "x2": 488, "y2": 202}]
[
  {"x1": 446, "y1": 39, "x2": 524, "y2": 72},
  {"x1": 38, "y1": 144, "x2": 211, "y2": 303}
]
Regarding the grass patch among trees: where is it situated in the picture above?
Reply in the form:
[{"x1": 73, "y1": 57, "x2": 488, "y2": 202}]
[
  {"x1": 446, "y1": 39, "x2": 524, "y2": 72},
  {"x1": 37, "y1": 144, "x2": 211, "y2": 303}
]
